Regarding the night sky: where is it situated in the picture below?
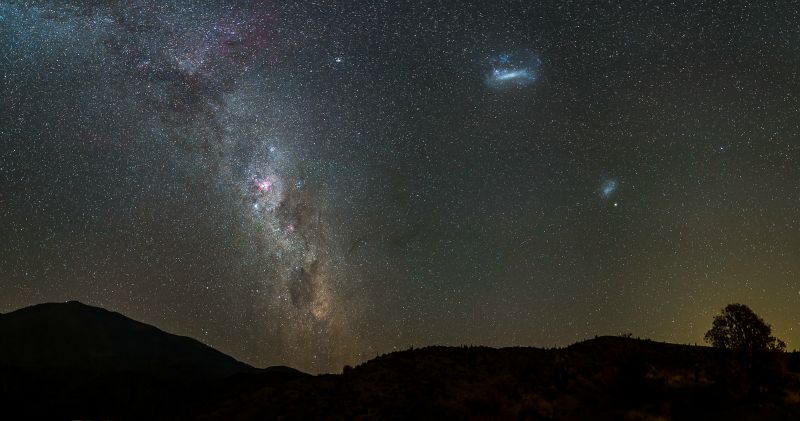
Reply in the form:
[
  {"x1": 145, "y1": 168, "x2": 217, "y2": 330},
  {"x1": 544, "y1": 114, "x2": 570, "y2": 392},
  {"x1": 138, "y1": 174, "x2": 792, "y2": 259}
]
[{"x1": 2, "y1": 0, "x2": 799, "y2": 373}]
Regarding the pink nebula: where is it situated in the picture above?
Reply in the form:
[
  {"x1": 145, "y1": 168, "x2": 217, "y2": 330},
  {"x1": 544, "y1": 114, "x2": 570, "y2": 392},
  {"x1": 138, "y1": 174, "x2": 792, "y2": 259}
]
[{"x1": 254, "y1": 175, "x2": 277, "y2": 192}]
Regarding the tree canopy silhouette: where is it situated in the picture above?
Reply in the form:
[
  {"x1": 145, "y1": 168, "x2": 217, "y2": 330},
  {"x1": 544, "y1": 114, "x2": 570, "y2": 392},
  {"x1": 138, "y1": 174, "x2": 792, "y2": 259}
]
[{"x1": 704, "y1": 303, "x2": 786, "y2": 352}]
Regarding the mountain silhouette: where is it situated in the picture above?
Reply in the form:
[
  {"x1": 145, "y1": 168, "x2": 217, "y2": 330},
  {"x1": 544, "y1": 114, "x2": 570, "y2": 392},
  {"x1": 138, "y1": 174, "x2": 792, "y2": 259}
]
[
  {"x1": 3, "y1": 302, "x2": 800, "y2": 419},
  {"x1": 0, "y1": 300, "x2": 252, "y2": 376},
  {"x1": 0, "y1": 301, "x2": 262, "y2": 419}
]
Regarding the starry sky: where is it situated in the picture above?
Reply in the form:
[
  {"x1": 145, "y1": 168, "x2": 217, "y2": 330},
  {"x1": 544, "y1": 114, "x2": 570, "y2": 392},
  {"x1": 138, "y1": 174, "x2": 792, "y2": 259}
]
[{"x1": 1, "y1": 0, "x2": 799, "y2": 373}]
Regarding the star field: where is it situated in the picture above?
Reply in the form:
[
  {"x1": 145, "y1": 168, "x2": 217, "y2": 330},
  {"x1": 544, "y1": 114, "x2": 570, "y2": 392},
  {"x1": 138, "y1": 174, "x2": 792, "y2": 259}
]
[{"x1": 1, "y1": 0, "x2": 799, "y2": 373}]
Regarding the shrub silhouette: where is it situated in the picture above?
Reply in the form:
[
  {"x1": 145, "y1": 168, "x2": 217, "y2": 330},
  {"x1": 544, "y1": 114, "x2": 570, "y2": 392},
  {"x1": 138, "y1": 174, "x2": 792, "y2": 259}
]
[{"x1": 704, "y1": 303, "x2": 786, "y2": 352}]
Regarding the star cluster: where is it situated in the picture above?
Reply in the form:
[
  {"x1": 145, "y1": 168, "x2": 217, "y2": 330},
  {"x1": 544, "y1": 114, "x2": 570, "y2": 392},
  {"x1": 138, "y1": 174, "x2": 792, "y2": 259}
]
[{"x1": 1, "y1": 1, "x2": 799, "y2": 373}]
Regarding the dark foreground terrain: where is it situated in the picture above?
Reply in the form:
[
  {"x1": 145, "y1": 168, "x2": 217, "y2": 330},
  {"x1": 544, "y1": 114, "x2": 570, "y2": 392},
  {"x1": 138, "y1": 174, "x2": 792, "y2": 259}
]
[
  {"x1": 202, "y1": 339, "x2": 800, "y2": 420},
  {"x1": 2, "y1": 302, "x2": 800, "y2": 419}
]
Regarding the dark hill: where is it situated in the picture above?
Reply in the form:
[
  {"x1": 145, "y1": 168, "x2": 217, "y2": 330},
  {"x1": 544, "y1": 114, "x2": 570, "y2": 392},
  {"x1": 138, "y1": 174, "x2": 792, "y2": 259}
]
[
  {"x1": 0, "y1": 300, "x2": 252, "y2": 377},
  {"x1": 0, "y1": 301, "x2": 262, "y2": 419},
  {"x1": 199, "y1": 337, "x2": 800, "y2": 420},
  {"x1": 3, "y1": 302, "x2": 800, "y2": 419}
]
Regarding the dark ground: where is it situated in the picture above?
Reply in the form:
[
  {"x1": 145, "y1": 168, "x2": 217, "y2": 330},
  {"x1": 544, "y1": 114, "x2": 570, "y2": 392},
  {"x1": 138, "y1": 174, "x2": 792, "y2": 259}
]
[
  {"x1": 2, "y1": 302, "x2": 799, "y2": 420},
  {"x1": 198, "y1": 337, "x2": 800, "y2": 420}
]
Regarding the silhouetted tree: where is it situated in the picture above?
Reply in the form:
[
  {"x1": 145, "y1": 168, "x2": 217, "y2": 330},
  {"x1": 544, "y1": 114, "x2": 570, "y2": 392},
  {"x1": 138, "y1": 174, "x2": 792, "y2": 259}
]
[{"x1": 704, "y1": 303, "x2": 786, "y2": 352}]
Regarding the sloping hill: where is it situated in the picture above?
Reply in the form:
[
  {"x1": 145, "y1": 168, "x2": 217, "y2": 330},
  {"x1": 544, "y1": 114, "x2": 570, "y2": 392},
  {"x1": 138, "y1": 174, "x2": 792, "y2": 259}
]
[
  {"x1": 0, "y1": 301, "x2": 256, "y2": 419},
  {"x1": 0, "y1": 300, "x2": 251, "y2": 377}
]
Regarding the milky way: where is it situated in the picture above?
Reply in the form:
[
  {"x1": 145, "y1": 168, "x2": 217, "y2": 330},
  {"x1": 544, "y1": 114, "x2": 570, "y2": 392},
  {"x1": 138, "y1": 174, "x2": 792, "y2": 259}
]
[
  {"x1": 0, "y1": 0, "x2": 363, "y2": 371},
  {"x1": 2, "y1": 1, "x2": 800, "y2": 373}
]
